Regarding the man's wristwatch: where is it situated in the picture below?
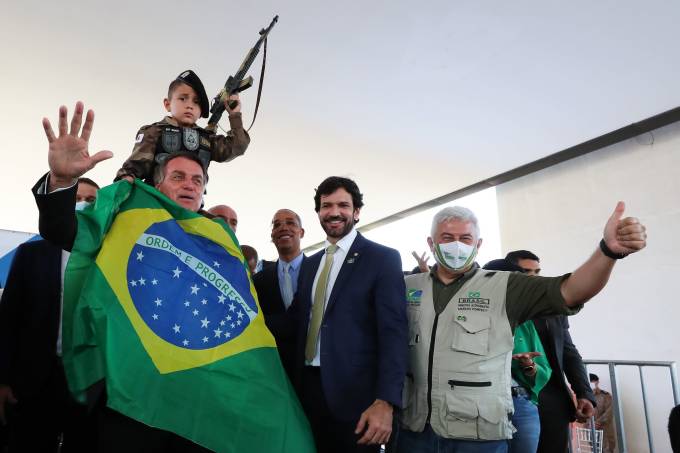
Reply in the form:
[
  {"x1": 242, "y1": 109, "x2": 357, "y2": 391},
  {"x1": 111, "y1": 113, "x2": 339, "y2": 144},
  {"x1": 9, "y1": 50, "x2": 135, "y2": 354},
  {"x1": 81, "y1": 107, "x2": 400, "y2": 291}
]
[{"x1": 599, "y1": 238, "x2": 627, "y2": 260}]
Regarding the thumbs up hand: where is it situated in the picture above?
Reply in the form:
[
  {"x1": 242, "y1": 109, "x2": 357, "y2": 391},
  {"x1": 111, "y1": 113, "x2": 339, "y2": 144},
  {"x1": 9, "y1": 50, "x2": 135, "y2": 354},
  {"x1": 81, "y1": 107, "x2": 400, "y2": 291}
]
[{"x1": 603, "y1": 201, "x2": 647, "y2": 256}]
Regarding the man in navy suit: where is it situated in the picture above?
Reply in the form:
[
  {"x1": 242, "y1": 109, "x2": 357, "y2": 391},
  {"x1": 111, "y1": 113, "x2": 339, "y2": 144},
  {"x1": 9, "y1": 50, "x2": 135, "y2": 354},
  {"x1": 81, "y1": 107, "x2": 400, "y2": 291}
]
[
  {"x1": 0, "y1": 178, "x2": 100, "y2": 452},
  {"x1": 253, "y1": 208, "x2": 306, "y2": 379},
  {"x1": 290, "y1": 176, "x2": 408, "y2": 453}
]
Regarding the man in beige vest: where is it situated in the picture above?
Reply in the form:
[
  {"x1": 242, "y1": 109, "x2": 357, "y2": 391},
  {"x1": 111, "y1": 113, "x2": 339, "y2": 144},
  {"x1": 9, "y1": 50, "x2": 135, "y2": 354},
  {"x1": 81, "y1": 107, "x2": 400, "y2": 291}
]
[{"x1": 396, "y1": 205, "x2": 646, "y2": 453}]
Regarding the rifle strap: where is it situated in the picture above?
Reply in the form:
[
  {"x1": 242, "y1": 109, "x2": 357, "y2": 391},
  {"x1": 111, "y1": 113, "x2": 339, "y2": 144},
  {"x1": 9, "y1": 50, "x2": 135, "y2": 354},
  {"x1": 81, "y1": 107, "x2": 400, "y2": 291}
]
[{"x1": 247, "y1": 37, "x2": 267, "y2": 132}]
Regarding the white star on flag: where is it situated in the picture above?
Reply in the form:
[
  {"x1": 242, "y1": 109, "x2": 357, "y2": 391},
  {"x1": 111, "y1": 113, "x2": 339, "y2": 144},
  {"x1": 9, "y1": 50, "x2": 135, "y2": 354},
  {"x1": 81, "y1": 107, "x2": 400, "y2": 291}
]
[
  {"x1": 203, "y1": 336, "x2": 209, "y2": 343},
  {"x1": 214, "y1": 328, "x2": 223, "y2": 338},
  {"x1": 173, "y1": 267, "x2": 182, "y2": 278},
  {"x1": 136, "y1": 251, "x2": 144, "y2": 261},
  {"x1": 228, "y1": 303, "x2": 236, "y2": 312},
  {"x1": 200, "y1": 317, "x2": 210, "y2": 328},
  {"x1": 226, "y1": 315, "x2": 232, "y2": 321},
  {"x1": 218, "y1": 294, "x2": 226, "y2": 304},
  {"x1": 192, "y1": 309, "x2": 199, "y2": 316},
  {"x1": 190, "y1": 284, "x2": 200, "y2": 295},
  {"x1": 182, "y1": 339, "x2": 189, "y2": 346},
  {"x1": 154, "y1": 298, "x2": 162, "y2": 307},
  {"x1": 130, "y1": 280, "x2": 137, "y2": 287},
  {"x1": 151, "y1": 278, "x2": 158, "y2": 285},
  {"x1": 201, "y1": 299, "x2": 208, "y2": 305},
  {"x1": 152, "y1": 314, "x2": 159, "y2": 320},
  {"x1": 220, "y1": 320, "x2": 225, "y2": 326},
  {"x1": 237, "y1": 320, "x2": 242, "y2": 326},
  {"x1": 225, "y1": 332, "x2": 231, "y2": 338},
  {"x1": 184, "y1": 301, "x2": 190, "y2": 307},
  {"x1": 139, "y1": 277, "x2": 146, "y2": 286},
  {"x1": 173, "y1": 324, "x2": 181, "y2": 333},
  {"x1": 213, "y1": 261, "x2": 220, "y2": 268},
  {"x1": 237, "y1": 311, "x2": 244, "y2": 319}
]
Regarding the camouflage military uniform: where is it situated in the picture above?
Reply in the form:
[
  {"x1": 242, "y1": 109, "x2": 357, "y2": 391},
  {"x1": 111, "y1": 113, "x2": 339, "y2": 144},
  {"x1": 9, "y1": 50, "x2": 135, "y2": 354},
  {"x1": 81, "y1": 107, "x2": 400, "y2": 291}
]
[
  {"x1": 594, "y1": 389, "x2": 616, "y2": 453},
  {"x1": 115, "y1": 113, "x2": 250, "y2": 183}
]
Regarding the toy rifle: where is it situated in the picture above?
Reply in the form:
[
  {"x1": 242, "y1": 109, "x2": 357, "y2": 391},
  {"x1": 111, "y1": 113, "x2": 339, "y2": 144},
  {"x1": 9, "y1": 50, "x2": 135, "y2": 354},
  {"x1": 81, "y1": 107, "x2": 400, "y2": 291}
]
[{"x1": 206, "y1": 15, "x2": 278, "y2": 132}]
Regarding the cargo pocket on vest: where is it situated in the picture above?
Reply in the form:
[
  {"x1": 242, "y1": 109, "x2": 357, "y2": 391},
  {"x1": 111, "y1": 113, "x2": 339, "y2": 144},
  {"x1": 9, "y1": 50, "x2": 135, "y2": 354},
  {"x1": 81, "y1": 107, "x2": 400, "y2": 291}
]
[
  {"x1": 444, "y1": 392, "x2": 479, "y2": 439},
  {"x1": 451, "y1": 316, "x2": 491, "y2": 355},
  {"x1": 407, "y1": 307, "x2": 421, "y2": 346},
  {"x1": 477, "y1": 397, "x2": 510, "y2": 439}
]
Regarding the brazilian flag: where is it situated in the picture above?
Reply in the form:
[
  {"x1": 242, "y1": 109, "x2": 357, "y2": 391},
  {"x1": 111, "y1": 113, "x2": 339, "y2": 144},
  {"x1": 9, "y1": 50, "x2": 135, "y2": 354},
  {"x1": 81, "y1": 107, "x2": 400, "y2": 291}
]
[{"x1": 62, "y1": 180, "x2": 314, "y2": 452}]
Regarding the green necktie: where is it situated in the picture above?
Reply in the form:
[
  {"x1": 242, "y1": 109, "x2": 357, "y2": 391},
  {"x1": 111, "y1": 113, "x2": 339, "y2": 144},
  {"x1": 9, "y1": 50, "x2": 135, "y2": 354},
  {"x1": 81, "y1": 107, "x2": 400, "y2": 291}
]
[{"x1": 305, "y1": 244, "x2": 338, "y2": 363}]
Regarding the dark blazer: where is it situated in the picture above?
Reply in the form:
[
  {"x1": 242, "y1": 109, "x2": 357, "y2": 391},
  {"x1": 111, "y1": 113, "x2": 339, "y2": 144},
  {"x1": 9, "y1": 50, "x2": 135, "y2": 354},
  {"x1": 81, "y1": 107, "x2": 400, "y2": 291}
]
[
  {"x1": 252, "y1": 256, "x2": 306, "y2": 378},
  {"x1": 290, "y1": 232, "x2": 408, "y2": 422},
  {"x1": 0, "y1": 240, "x2": 63, "y2": 398},
  {"x1": 32, "y1": 174, "x2": 79, "y2": 251},
  {"x1": 533, "y1": 315, "x2": 596, "y2": 416}
]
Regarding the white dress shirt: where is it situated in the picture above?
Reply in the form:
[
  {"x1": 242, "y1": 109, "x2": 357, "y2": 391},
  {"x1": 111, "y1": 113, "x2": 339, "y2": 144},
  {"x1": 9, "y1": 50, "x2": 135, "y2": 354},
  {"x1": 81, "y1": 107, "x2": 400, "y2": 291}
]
[{"x1": 307, "y1": 228, "x2": 358, "y2": 366}]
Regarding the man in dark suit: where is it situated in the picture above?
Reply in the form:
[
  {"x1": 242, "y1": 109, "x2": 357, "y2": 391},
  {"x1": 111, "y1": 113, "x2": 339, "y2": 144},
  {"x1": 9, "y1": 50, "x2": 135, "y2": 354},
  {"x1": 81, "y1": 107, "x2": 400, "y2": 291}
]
[
  {"x1": 0, "y1": 178, "x2": 99, "y2": 452},
  {"x1": 253, "y1": 208, "x2": 306, "y2": 378},
  {"x1": 533, "y1": 315, "x2": 596, "y2": 453},
  {"x1": 289, "y1": 176, "x2": 408, "y2": 453},
  {"x1": 506, "y1": 249, "x2": 596, "y2": 453},
  {"x1": 29, "y1": 102, "x2": 215, "y2": 452}
]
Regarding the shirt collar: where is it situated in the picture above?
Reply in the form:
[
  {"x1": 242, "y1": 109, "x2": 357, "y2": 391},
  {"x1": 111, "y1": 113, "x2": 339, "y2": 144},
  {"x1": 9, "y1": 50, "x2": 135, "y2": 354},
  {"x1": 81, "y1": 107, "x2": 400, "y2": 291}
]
[
  {"x1": 279, "y1": 252, "x2": 304, "y2": 271},
  {"x1": 324, "y1": 227, "x2": 358, "y2": 254},
  {"x1": 430, "y1": 262, "x2": 480, "y2": 285}
]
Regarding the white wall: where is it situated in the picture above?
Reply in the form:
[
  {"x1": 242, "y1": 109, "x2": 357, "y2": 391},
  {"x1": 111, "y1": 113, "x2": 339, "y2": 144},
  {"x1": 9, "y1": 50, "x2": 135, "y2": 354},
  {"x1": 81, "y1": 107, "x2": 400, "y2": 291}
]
[{"x1": 496, "y1": 122, "x2": 680, "y2": 452}]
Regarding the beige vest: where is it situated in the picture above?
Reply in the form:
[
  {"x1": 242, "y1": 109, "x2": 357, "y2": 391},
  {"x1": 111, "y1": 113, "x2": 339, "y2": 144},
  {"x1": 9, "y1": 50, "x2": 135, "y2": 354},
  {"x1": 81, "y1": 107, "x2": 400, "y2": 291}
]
[{"x1": 401, "y1": 269, "x2": 515, "y2": 440}]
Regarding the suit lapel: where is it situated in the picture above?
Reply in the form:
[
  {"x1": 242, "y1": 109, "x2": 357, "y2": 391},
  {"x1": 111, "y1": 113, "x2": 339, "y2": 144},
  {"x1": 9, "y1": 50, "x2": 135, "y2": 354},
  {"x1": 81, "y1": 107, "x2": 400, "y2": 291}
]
[
  {"x1": 270, "y1": 259, "x2": 285, "y2": 312},
  {"x1": 302, "y1": 251, "x2": 324, "y2": 310},
  {"x1": 325, "y1": 233, "x2": 367, "y2": 315}
]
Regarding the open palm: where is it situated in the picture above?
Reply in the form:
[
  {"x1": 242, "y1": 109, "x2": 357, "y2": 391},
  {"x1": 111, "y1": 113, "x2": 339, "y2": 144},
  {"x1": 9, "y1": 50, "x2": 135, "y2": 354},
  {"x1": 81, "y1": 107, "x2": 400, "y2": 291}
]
[{"x1": 43, "y1": 102, "x2": 112, "y2": 186}]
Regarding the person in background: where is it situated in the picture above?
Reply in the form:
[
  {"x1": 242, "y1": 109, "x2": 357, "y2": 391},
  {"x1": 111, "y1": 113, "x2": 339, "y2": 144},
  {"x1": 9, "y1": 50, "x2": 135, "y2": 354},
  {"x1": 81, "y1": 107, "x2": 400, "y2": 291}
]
[
  {"x1": 241, "y1": 245, "x2": 259, "y2": 275},
  {"x1": 483, "y1": 258, "x2": 551, "y2": 453},
  {"x1": 208, "y1": 205, "x2": 238, "y2": 233},
  {"x1": 253, "y1": 209, "x2": 306, "y2": 379},
  {"x1": 590, "y1": 373, "x2": 616, "y2": 453},
  {"x1": 0, "y1": 178, "x2": 100, "y2": 452}
]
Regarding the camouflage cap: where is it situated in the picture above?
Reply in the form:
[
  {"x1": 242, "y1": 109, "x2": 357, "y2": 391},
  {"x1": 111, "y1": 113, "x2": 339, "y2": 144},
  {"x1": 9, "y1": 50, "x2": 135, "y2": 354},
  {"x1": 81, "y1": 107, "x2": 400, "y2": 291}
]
[{"x1": 175, "y1": 70, "x2": 210, "y2": 118}]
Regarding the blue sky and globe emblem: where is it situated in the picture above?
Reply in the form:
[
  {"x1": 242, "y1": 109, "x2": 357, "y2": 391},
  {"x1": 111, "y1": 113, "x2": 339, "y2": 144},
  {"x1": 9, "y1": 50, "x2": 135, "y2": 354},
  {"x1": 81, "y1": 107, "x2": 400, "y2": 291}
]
[{"x1": 126, "y1": 220, "x2": 257, "y2": 350}]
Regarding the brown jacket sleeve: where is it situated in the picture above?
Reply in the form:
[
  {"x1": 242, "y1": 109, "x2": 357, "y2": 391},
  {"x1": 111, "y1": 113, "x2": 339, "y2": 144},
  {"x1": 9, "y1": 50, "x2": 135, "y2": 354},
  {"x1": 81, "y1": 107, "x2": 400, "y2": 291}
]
[
  {"x1": 115, "y1": 123, "x2": 163, "y2": 182},
  {"x1": 209, "y1": 112, "x2": 250, "y2": 162}
]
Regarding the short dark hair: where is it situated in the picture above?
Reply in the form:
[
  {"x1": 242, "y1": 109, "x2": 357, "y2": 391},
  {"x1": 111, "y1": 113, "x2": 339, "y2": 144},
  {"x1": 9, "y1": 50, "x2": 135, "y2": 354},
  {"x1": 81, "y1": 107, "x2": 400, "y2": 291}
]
[
  {"x1": 272, "y1": 209, "x2": 303, "y2": 229},
  {"x1": 483, "y1": 259, "x2": 525, "y2": 273},
  {"x1": 241, "y1": 245, "x2": 258, "y2": 262},
  {"x1": 505, "y1": 250, "x2": 540, "y2": 264},
  {"x1": 669, "y1": 405, "x2": 680, "y2": 452},
  {"x1": 589, "y1": 373, "x2": 599, "y2": 382},
  {"x1": 153, "y1": 152, "x2": 208, "y2": 186},
  {"x1": 167, "y1": 79, "x2": 188, "y2": 99},
  {"x1": 78, "y1": 177, "x2": 100, "y2": 190},
  {"x1": 314, "y1": 176, "x2": 364, "y2": 213}
]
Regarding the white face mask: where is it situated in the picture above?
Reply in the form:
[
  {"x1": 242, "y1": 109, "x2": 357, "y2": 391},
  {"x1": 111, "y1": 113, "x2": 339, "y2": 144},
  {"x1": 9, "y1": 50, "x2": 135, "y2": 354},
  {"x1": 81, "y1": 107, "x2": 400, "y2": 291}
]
[
  {"x1": 75, "y1": 201, "x2": 92, "y2": 211},
  {"x1": 433, "y1": 241, "x2": 477, "y2": 271}
]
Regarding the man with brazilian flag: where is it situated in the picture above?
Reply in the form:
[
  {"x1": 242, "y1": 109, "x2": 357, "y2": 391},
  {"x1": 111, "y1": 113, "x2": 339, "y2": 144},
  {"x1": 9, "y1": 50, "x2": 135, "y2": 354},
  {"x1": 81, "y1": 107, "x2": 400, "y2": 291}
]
[{"x1": 32, "y1": 102, "x2": 315, "y2": 452}]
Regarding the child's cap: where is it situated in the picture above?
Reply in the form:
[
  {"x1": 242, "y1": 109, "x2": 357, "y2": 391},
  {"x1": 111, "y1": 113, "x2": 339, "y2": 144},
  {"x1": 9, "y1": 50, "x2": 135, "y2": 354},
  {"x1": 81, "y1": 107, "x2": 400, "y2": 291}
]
[{"x1": 175, "y1": 70, "x2": 209, "y2": 118}]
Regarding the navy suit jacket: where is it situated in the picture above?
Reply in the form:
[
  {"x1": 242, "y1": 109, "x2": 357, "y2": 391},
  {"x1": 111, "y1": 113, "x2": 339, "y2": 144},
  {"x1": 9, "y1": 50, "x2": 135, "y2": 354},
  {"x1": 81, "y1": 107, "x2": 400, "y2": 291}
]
[
  {"x1": 0, "y1": 240, "x2": 63, "y2": 398},
  {"x1": 253, "y1": 256, "x2": 305, "y2": 378},
  {"x1": 290, "y1": 232, "x2": 408, "y2": 422}
]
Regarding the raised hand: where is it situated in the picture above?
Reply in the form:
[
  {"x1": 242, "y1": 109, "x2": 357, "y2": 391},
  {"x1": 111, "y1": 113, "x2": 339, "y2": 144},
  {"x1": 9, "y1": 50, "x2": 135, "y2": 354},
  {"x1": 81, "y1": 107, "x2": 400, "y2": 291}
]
[
  {"x1": 43, "y1": 102, "x2": 113, "y2": 190},
  {"x1": 602, "y1": 201, "x2": 647, "y2": 256},
  {"x1": 411, "y1": 251, "x2": 431, "y2": 273}
]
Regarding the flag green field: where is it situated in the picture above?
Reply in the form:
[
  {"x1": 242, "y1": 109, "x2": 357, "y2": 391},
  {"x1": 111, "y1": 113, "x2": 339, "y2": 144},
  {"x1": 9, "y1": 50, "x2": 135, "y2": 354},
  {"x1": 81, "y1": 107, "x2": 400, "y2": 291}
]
[{"x1": 62, "y1": 180, "x2": 314, "y2": 452}]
